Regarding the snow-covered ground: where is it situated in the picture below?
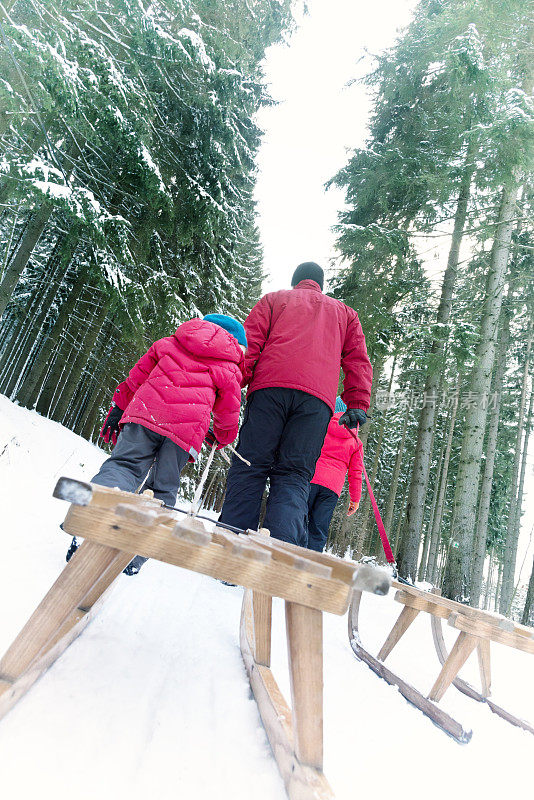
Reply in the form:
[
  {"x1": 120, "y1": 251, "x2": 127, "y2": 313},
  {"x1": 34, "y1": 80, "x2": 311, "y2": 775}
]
[{"x1": 0, "y1": 394, "x2": 532, "y2": 800}]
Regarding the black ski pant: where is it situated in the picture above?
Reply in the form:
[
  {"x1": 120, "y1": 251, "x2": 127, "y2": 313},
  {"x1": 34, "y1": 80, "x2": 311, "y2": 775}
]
[
  {"x1": 90, "y1": 423, "x2": 189, "y2": 570},
  {"x1": 218, "y1": 388, "x2": 331, "y2": 546},
  {"x1": 306, "y1": 483, "x2": 339, "y2": 552}
]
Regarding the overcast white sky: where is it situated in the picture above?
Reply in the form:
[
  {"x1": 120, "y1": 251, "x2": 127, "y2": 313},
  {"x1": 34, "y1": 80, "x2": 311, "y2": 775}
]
[{"x1": 254, "y1": 0, "x2": 418, "y2": 292}]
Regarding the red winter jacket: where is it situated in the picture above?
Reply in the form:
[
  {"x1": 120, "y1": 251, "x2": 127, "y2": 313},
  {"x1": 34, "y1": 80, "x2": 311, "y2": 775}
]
[
  {"x1": 311, "y1": 412, "x2": 364, "y2": 501},
  {"x1": 112, "y1": 319, "x2": 244, "y2": 460},
  {"x1": 243, "y1": 280, "x2": 372, "y2": 412}
]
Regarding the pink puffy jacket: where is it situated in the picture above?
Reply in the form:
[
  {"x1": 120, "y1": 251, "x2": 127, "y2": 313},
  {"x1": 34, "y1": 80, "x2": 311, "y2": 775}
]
[
  {"x1": 311, "y1": 412, "x2": 364, "y2": 501},
  {"x1": 243, "y1": 280, "x2": 372, "y2": 412},
  {"x1": 111, "y1": 319, "x2": 244, "y2": 460}
]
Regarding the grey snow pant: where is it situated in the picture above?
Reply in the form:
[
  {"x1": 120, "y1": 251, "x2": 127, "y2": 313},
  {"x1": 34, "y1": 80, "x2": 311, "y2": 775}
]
[{"x1": 91, "y1": 422, "x2": 189, "y2": 570}]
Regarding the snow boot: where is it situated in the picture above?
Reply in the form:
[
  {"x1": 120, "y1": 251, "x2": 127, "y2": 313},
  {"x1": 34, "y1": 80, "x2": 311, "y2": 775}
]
[
  {"x1": 123, "y1": 555, "x2": 148, "y2": 576},
  {"x1": 65, "y1": 536, "x2": 79, "y2": 562}
]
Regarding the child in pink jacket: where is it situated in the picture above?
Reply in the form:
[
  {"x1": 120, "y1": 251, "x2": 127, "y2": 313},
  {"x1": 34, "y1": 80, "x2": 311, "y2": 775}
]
[
  {"x1": 66, "y1": 314, "x2": 247, "y2": 573},
  {"x1": 307, "y1": 398, "x2": 363, "y2": 552}
]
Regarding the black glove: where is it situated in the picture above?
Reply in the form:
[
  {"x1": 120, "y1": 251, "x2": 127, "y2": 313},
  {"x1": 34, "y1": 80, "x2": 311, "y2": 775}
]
[
  {"x1": 205, "y1": 428, "x2": 219, "y2": 447},
  {"x1": 101, "y1": 404, "x2": 124, "y2": 444},
  {"x1": 338, "y1": 408, "x2": 367, "y2": 429}
]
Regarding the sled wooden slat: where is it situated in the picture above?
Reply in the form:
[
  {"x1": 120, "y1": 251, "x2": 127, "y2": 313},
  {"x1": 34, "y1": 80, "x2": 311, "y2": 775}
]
[
  {"x1": 393, "y1": 582, "x2": 534, "y2": 637},
  {"x1": 377, "y1": 605, "x2": 421, "y2": 662},
  {"x1": 0, "y1": 540, "x2": 122, "y2": 681},
  {"x1": 347, "y1": 591, "x2": 472, "y2": 743},
  {"x1": 241, "y1": 590, "x2": 334, "y2": 800},
  {"x1": 62, "y1": 498, "x2": 353, "y2": 615},
  {"x1": 428, "y1": 631, "x2": 481, "y2": 702},
  {"x1": 286, "y1": 601, "x2": 324, "y2": 769},
  {"x1": 246, "y1": 534, "x2": 333, "y2": 579},
  {"x1": 0, "y1": 587, "x2": 113, "y2": 722},
  {"x1": 212, "y1": 527, "x2": 272, "y2": 562},
  {"x1": 447, "y1": 613, "x2": 534, "y2": 655},
  {"x1": 431, "y1": 614, "x2": 534, "y2": 734},
  {"x1": 253, "y1": 591, "x2": 272, "y2": 666},
  {"x1": 477, "y1": 640, "x2": 491, "y2": 697}
]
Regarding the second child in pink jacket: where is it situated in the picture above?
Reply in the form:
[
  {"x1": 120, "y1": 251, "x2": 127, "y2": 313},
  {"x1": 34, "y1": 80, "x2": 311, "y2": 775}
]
[{"x1": 307, "y1": 399, "x2": 363, "y2": 552}]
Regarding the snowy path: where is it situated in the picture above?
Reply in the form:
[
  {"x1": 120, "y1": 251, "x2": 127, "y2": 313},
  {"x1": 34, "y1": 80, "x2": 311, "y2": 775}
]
[{"x1": 0, "y1": 395, "x2": 532, "y2": 800}]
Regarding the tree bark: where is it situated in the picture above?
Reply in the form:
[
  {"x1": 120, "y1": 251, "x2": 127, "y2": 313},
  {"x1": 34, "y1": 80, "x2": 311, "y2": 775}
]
[
  {"x1": 469, "y1": 310, "x2": 510, "y2": 606},
  {"x1": 21, "y1": 272, "x2": 87, "y2": 413},
  {"x1": 3, "y1": 236, "x2": 75, "y2": 399},
  {"x1": 443, "y1": 183, "x2": 521, "y2": 601},
  {"x1": 383, "y1": 405, "x2": 409, "y2": 535},
  {"x1": 499, "y1": 325, "x2": 532, "y2": 613},
  {"x1": 426, "y1": 394, "x2": 459, "y2": 584},
  {"x1": 522, "y1": 555, "x2": 534, "y2": 626},
  {"x1": 32, "y1": 272, "x2": 87, "y2": 412},
  {"x1": 50, "y1": 297, "x2": 110, "y2": 424},
  {"x1": 418, "y1": 427, "x2": 447, "y2": 581},
  {"x1": 398, "y1": 143, "x2": 475, "y2": 580},
  {"x1": 0, "y1": 202, "x2": 54, "y2": 318}
]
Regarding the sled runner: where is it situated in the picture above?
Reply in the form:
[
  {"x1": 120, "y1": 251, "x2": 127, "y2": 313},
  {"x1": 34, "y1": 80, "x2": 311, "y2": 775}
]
[
  {"x1": 0, "y1": 477, "x2": 390, "y2": 800},
  {"x1": 349, "y1": 579, "x2": 534, "y2": 743}
]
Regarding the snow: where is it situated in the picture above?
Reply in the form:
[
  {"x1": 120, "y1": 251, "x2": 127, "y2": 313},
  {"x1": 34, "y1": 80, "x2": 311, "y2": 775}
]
[{"x1": 0, "y1": 393, "x2": 533, "y2": 800}]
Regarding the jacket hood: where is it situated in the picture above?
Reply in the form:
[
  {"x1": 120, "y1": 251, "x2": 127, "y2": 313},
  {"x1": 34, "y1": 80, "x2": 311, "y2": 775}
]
[{"x1": 175, "y1": 318, "x2": 244, "y2": 365}]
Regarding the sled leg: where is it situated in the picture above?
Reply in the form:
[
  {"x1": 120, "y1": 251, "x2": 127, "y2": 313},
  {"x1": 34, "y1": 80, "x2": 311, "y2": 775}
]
[
  {"x1": 285, "y1": 601, "x2": 323, "y2": 770},
  {"x1": 428, "y1": 631, "x2": 479, "y2": 702},
  {"x1": 377, "y1": 605, "x2": 420, "y2": 662},
  {"x1": 0, "y1": 540, "x2": 125, "y2": 681},
  {"x1": 476, "y1": 639, "x2": 491, "y2": 697},
  {"x1": 253, "y1": 591, "x2": 272, "y2": 667}
]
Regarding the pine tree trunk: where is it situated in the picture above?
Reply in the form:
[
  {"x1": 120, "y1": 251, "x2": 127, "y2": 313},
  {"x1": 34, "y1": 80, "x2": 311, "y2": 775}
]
[
  {"x1": 383, "y1": 405, "x2": 409, "y2": 535},
  {"x1": 484, "y1": 547, "x2": 494, "y2": 610},
  {"x1": 426, "y1": 395, "x2": 459, "y2": 584},
  {"x1": 469, "y1": 311, "x2": 510, "y2": 606},
  {"x1": 442, "y1": 183, "x2": 521, "y2": 602},
  {"x1": 418, "y1": 429, "x2": 448, "y2": 581},
  {"x1": 499, "y1": 324, "x2": 533, "y2": 613},
  {"x1": 25, "y1": 271, "x2": 87, "y2": 409},
  {"x1": 522, "y1": 555, "x2": 534, "y2": 626},
  {"x1": 0, "y1": 202, "x2": 54, "y2": 317},
  {"x1": 356, "y1": 358, "x2": 395, "y2": 556},
  {"x1": 503, "y1": 387, "x2": 534, "y2": 615},
  {"x1": 50, "y1": 298, "x2": 110, "y2": 425},
  {"x1": 398, "y1": 146, "x2": 475, "y2": 580},
  {"x1": 3, "y1": 236, "x2": 74, "y2": 399}
]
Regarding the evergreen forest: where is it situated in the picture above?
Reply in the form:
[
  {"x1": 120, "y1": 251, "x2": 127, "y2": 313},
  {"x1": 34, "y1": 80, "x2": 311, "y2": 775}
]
[{"x1": 0, "y1": 0, "x2": 532, "y2": 621}]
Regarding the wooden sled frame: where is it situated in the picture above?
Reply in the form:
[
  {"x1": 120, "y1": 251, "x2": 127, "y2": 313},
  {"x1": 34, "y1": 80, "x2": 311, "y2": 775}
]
[
  {"x1": 0, "y1": 477, "x2": 391, "y2": 800},
  {"x1": 348, "y1": 580, "x2": 534, "y2": 743}
]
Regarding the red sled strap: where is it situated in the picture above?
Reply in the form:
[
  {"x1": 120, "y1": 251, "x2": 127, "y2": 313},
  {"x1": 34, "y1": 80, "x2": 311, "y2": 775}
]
[
  {"x1": 362, "y1": 464, "x2": 395, "y2": 564},
  {"x1": 345, "y1": 425, "x2": 396, "y2": 565}
]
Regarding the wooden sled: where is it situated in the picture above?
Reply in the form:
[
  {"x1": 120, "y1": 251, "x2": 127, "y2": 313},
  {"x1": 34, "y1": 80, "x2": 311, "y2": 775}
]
[
  {"x1": 348, "y1": 579, "x2": 534, "y2": 743},
  {"x1": 0, "y1": 477, "x2": 391, "y2": 800}
]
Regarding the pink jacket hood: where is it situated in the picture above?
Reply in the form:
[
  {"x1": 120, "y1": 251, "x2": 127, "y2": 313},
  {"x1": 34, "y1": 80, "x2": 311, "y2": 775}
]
[
  {"x1": 112, "y1": 318, "x2": 244, "y2": 459},
  {"x1": 174, "y1": 319, "x2": 244, "y2": 366}
]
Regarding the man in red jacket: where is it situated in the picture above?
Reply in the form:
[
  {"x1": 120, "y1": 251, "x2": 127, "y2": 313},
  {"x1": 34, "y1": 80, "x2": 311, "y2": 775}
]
[
  {"x1": 218, "y1": 262, "x2": 372, "y2": 546},
  {"x1": 307, "y1": 398, "x2": 364, "y2": 552}
]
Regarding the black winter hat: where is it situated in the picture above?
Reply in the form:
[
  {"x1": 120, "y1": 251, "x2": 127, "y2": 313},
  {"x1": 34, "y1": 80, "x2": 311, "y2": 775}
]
[{"x1": 291, "y1": 262, "x2": 324, "y2": 290}]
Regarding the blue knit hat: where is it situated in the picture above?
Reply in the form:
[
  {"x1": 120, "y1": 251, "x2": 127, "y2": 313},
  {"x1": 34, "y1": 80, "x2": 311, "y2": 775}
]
[
  {"x1": 335, "y1": 396, "x2": 347, "y2": 413},
  {"x1": 204, "y1": 314, "x2": 247, "y2": 348}
]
